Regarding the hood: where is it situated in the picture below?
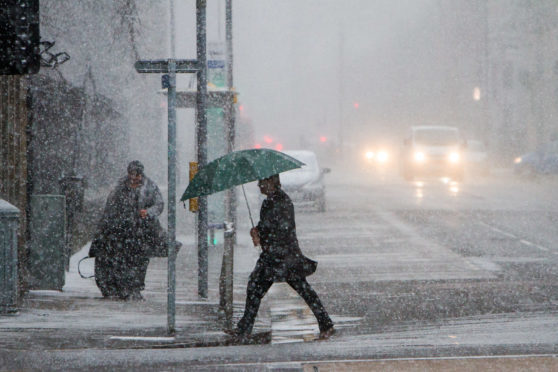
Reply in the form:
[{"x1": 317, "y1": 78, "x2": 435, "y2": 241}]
[
  {"x1": 416, "y1": 145, "x2": 460, "y2": 156},
  {"x1": 281, "y1": 167, "x2": 320, "y2": 188}
]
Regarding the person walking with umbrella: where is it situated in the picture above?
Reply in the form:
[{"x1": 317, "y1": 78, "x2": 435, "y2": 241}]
[
  {"x1": 227, "y1": 174, "x2": 335, "y2": 339},
  {"x1": 180, "y1": 149, "x2": 334, "y2": 339}
]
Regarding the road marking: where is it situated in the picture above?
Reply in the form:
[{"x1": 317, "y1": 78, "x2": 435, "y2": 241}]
[
  {"x1": 479, "y1": 222, "x2": 516, "y2": 238},
  {"x1": 108, "y1": 336, "x2": 175, "y2": 341},
  {"x1": 498, "y1": 230, "x2": 517, "y2": 239},
  {"x1": 518, "y1": 240, "x2": 549, "y2": 251},
  {"x1": 480, "y1": 221, "x2": 552, "y2": 252},
  {"x1": 519, "y1": 239, "x2": 550, "y2": 251},
  {"x1": 522, "y1": 241, "x2": 548, "y2": 251}
]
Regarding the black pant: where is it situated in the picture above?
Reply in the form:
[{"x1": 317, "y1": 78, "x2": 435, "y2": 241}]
[{"x1": 237, "y1": 260, "x2": 333, "y2": 334}]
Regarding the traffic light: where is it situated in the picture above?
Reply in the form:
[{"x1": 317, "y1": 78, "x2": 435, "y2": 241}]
[{"x1": 0, "y1": 0, "x2": 40, "y2": 75}]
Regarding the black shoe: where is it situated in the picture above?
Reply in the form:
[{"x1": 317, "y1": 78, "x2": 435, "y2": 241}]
[
  {"x1": 117, "y1": 292, "x2": 130, "y2": 301},
  {"x1": 224, "y1": 328, "x2": 249, "y2": 338},
  {"x1": 101, "y1": 294, "x2": 118, "y2": 300},
  {"x1": 129, "y1": 291, "x2": 145, "y2": 301},
  {"x1": 318, "y1": 326, "x2": 335, "y2": 340}
]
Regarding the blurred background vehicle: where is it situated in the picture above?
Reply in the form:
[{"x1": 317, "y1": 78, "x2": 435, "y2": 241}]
[
  {"x1": 363, "y1": 146, "x2": 391, "y2": 170},
  {"x1": 280, "y1": 150, "x2": 330, "y2": 212},
  {"x1": 514, "y1": 140, "x2": 558, "y2": 177},
  {"x1": 464, "y1": 140, "x2": 489, "y2": 176},
  {"x1": 399, "y1": 126, "x2": 466, "y2": 181}
]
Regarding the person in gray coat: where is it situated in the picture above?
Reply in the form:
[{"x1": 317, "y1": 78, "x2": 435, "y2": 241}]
[
  {"x1": 227, "y1": 174, "x2": 334, "y2": 339},
  {"x1": 90, "y1": 160, "x2": 167, "y2": 300}
]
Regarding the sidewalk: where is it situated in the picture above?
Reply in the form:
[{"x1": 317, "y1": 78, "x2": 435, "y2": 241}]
[{"x1": 0, "y1": 234, "x2": 270, "y2": 351}]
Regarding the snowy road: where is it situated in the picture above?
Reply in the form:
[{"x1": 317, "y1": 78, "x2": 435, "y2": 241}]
[{"x1": 3, "y1": 168, "x2": 558, "y2": 370}]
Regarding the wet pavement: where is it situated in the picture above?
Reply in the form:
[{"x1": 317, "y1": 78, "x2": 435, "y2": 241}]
[
  {"x1": 300, "y1": 355, "x2": 558, "y2": 372},
  {"x1": 0, "y1": 236, "x2": 272, "y2": 351},
  {"x1": 2, "y1": 168, "x2": 558, "y2": 370}
]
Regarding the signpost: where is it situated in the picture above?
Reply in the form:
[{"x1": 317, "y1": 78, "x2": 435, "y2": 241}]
[
  {"x1": 134, "y1": 0, "x2": 237, "y2": 335},
  {"x1": 133, "y1": 0, "x2": 208, "y2": 336},
  {"x1": 171, "y1": 0, "x2": 236, "y2": 329}
]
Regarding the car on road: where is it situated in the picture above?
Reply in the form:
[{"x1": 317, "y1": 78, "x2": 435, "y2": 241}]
[
  {"x1": 362, "y1": 145, "x2": 392, "y2": 170},
  {"x1": 280, "y1": 150, "x2": 330, "y2": 212},
  {"x1": 514, "y1": 140, "x2": 558, "y2": 177},
  {"x1": 465, "y1": 139, "x2": 489, "y2": 175},
  {"x1": 399, "y1": 125, "x2": 466, "y2": 181}
]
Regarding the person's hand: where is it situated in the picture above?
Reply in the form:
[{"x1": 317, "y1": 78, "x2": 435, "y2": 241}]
[
  {"x1": 250, "y1": 227, "x2": 260, "y2": 247},
  {"x1": 139, "y1": 209, "x2": 148, "y2": 219}
]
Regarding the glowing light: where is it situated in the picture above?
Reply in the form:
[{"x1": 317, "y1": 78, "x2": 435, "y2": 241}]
[
  {"x1": 473, "y1": 87, "x2": 481, "y2": 101},
  {"x1": 320, "y1": 136, "x2": 327, "y2": 143},
  {"x1": 448, "y1": 152, "x2": 460, "y2": 163},
  {"x1": 377, "y1": 151, "x2": 389, "y2": 163},
  {"x1": 414, "y1": 152, "x2": 426, "y2": 162},
  {"x1": 275, "y1": 143, "x2": 283, "y2": 151},
  {"x1": 514, "y1": 157, "x2": 522, "y2": 164},
  {"x1": 353, "y1": 102, "x2": 359, "y2": 109},
  {"x1": 263, "y1": 135, "x2": 273, "y2": 144},
  {"x1": 254, "y1": 143, "x2": 262, "y2": 149},
  {"x1": 238, "y1": 105, "x2": 244, "y2": 112},
  {"x1": 365, "y1": 151, "x2": 375, "y2": 160}
]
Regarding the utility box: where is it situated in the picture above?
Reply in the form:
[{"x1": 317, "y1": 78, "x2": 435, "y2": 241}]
[
  {"x1": 28, "y1": 195, "x2": 66, "y2": 290},
  {"x1": 0, "y1": 199, "x2": 20, "y2": 314}
]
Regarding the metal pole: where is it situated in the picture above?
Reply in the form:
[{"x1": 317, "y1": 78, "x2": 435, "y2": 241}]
[
  {"x1": 222, "y1": 0, "x2": 235, "y2": 328},
  {"x1": 169, "y1": 0, "x2": 175, "y2": 59},
  {"x1": 167, "y1": 60, "x2": 177, "y2": 334},
  {"x1": 196, "y1": 0, "x2": 208, "y2": 299}
]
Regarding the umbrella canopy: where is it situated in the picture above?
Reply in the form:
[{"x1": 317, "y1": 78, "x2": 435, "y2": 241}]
[{"x1": 180, "y1": 148, "x2": 305, "y2": 201}]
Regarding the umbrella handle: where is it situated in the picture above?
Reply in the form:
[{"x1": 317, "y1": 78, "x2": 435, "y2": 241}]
[{"x1": 241, "y1": 184, "x2": 255, "y2": 228}]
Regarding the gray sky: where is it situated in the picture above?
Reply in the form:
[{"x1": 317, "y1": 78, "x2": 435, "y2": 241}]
[{"x1": 172, "y1": 0, "x2": 440, "y2": 149}]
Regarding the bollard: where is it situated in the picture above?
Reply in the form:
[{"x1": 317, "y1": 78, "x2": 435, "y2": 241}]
[{"x1": 0, "y1": 199, "x2": 20, "y2": 314}]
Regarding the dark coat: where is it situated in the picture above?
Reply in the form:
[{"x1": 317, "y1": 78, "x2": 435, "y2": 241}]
[
  {"x1": 256, "y1": 188, "x2": 317, "y2": 282},
  {"x1": 90, "y1": 175, "x2": 166, "y2": 297},
  {"x1": 90, "y1": 175, "x2": 166, "y2": 258}
]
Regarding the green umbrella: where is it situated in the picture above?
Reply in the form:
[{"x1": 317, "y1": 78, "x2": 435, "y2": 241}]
[{"x1": 180, "y1": 148, "x2": 304, "y2": 225}]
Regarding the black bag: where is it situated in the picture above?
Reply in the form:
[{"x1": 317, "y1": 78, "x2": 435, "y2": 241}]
[
  {"x1": 89, "y1": 236, "x2": 104, "y2": 258},
  {"x1": 144, "y1": 241, "x2": 168, "y2": 257},
  {"x1": 301, "y1": 256, "x2": 318, "y2": 276},
  {"x1": 139, "y1": 217, "x2": 176, "y2": 257},
  {"x1": 143, "y1": 241, "x2": 182, "y2": 258}
]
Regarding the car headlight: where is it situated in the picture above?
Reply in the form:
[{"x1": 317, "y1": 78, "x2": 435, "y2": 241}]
[
  {"x1": 514, "y1": 157, "x2": 522, "y2": 164},
  {"x1": 448, "y1": 152, "x2": 460, "y2": 163},
  {"x1": 365, "y1": 151, "x2": 375, "y2": 160},
  {"x1": 376, "y1": 151, "x2": 389, "y2": 163},
  {"x1": 414, "y1": 152, "x2": 426, "y2": 163}
]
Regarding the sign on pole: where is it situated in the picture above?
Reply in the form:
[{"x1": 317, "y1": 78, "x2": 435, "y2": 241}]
[{"x1": 134, "y1": 58, "x2": 199, "y2": 335}]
